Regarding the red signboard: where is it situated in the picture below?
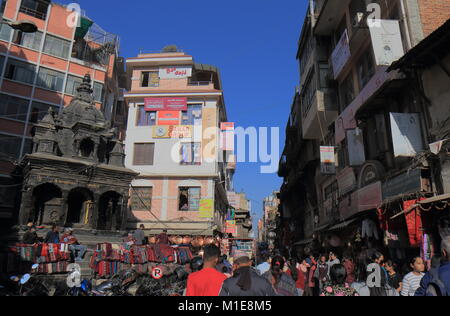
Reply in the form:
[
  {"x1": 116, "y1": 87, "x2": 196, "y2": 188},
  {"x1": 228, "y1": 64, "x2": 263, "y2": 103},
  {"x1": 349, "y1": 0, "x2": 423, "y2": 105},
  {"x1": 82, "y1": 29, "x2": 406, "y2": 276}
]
[
  {"x1": 221, "y1": 122, "x2": 235, "y2": 131},
  {"x1": 145, "y1": 97, "x2": 187, "y2": 111},
  {"x1": 157, "y1": 111, "x2": 180, "y2": 125}
]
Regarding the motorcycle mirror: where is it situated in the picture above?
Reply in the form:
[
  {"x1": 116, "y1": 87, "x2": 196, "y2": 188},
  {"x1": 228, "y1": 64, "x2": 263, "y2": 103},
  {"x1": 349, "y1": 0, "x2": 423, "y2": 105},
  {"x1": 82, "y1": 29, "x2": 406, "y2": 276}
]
[
  {"x1": 10, "y1": 276, "x2": 19, "y2": 282},
  {"x1": 32, "y1": 264, "x2": 39, "y2": 270},
  {"x1": 20, "y1": 274, "x2": 31, "y2": 285}
]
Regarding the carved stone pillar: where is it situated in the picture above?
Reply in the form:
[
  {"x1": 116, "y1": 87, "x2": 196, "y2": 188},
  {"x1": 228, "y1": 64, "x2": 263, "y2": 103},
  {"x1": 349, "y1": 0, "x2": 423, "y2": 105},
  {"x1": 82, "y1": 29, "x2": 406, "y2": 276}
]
[{"x1": 19, "y1": 186, "x2": 34, "y2": 226}]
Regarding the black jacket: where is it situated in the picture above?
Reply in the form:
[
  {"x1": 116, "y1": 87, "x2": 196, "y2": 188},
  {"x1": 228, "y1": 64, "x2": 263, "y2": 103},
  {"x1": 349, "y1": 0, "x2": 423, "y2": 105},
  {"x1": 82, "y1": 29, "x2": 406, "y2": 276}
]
[
  {"x1": 23, "y1": 231, "x2": 40, "y2": 244},
  {"x1": 219, "y1": 267, "x2": 276, "y2": 297}
]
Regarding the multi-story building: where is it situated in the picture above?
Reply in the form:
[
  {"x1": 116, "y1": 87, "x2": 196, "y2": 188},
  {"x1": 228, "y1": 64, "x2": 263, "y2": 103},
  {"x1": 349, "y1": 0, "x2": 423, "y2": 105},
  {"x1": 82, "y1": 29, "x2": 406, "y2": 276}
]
[
  {"x1": 279, "y1": 0, "x2": 450, "y2": 257},
  {"x1": 261, "y1": 191, "x2": 280, "y2": 248},
  {"x1": 0, "y1": 0, "x2": 128, "y2": 220},
  {"x1": 124, "y1": 47, "x2": 233, "y2": 236}
]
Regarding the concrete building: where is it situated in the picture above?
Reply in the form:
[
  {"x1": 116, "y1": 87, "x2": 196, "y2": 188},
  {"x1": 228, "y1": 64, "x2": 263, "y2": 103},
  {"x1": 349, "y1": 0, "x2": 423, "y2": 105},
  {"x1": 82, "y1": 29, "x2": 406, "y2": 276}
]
[
  {"x1": 124, "y1": 47, "x2": 233, "y2": 236},
  {"x1": 0, "y1": 0, "x2": 128, "y2": 220},
  {"x1": 279, "y1": 0, "x2": 450, "y2": 257},
  {"x1": 261, "y1": 191, "x2": 280, "y2": 248}
]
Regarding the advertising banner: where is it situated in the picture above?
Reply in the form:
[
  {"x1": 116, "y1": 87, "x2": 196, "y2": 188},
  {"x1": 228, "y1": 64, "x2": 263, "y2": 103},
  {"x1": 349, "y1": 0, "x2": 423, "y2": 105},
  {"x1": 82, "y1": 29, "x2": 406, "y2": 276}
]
[
  {"x1": 369, "y1": 20, "x2": 405, "y2": 66},
  {"x1": 153, "y1": 125, "x2": 192, "y2": 139},
  {"x1": 199, "y1": 199, "x2": 214, "y2": 218},
  {"x1": 331, "y1": 29, "x2": 351, "y2": 79},
  {"x1": 145, "y1": 97, "x2": 187, "y2": 111},
  {"x1": 159, "y1": 66, "x2": 192, "y2": 79},
  {"x1": 220, "y1": 122, "x2": 235, "y2": 151},
  {"x1": 320, "y1": 146, "x2": 336, "y2": 174},
  {"x1": 225, "y1": 220, "x2": 237, "y2": 235},
  {"x1": 157, "y1": 111, "x2": 180, "y2": 125}
]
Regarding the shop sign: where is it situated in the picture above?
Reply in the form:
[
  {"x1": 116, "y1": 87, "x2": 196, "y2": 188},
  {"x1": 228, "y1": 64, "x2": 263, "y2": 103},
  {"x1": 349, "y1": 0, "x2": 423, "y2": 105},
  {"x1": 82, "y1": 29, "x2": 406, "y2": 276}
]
[
  {"x1": 320, "y1": 146, "x2": 336, "y2": 174},
  {"x1": 369, "y1": 20, "x2": 405, "y2": 66},
  {"x1": 159, "y1": 66, "x2": 192, "y2": 79},
  {"x1": 339, "y1": 181, "x2": 382, "y2": 220},
  {"x1": 157, "y1": 111, "x2": 180, "y2": 125},
  {"x1": 199, "y1": 199, "x2": 214, "y2": 218},
  {"x1": 153, "y1": 125, "x2": 192, "y2": 139},
  {"x1": 144, "y1": 97, "x2": 187, "y2": 111}
]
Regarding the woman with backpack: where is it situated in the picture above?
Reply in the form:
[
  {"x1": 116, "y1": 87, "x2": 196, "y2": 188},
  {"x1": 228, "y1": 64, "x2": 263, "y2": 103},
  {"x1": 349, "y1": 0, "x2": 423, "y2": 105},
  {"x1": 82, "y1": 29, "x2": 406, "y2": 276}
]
[{"x1": 263, "y1": 256, "x2": 298, "y2": 296}]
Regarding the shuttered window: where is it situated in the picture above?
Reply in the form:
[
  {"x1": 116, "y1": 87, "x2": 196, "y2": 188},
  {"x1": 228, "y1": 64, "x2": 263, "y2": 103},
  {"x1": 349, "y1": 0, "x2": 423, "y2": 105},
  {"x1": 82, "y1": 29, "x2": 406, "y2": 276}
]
[{"x1": 133, "y1": 143, "x2": 155, "y2": 165}]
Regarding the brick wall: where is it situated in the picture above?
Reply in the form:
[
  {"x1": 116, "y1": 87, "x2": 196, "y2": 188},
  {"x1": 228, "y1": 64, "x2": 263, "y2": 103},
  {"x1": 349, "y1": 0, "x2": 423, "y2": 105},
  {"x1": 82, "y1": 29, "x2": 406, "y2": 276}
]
[{"x1": 418, "y1": 0, "x2": 450, "y2": 36}]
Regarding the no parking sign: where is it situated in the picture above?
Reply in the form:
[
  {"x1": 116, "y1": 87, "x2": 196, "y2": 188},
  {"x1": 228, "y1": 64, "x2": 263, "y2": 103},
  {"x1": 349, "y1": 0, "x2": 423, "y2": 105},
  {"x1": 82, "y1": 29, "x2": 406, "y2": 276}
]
[{"x1": 152, "y1": 267, "x2": 163, "y2": 280}]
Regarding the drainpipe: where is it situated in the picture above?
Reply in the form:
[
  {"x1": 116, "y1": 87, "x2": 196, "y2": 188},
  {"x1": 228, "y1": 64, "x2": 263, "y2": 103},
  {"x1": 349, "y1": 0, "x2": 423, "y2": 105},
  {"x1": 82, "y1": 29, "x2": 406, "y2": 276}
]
[{"x1": 400, "y1": 0, "x2": 413, "y2": 50}]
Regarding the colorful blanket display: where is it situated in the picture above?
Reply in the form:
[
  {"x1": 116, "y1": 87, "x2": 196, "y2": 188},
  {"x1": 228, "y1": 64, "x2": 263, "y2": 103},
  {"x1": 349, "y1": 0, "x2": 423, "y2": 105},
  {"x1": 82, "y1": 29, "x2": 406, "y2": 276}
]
[
  {"x1": 90, "y1": 243, "x2": 193, "y2": 278},
  {"x1": 0, "y1": 243, "x2": 71, "y2": 275}
]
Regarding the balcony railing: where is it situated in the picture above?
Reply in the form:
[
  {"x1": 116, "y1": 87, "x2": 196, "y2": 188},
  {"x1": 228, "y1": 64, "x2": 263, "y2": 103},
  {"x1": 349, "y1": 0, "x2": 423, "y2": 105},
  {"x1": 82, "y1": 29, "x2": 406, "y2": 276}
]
[
  {"x1": 19, "y1": 6, "x2": 47, "y2": 20},
  {"x1": 188, "y1": 81, "x2": 212, "y2": 86}
]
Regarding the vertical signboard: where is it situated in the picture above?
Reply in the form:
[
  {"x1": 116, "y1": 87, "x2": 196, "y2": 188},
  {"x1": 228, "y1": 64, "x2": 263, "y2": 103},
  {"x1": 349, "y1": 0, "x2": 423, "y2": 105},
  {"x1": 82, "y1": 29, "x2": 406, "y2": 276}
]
[
  {"x1": 369, "y1": 20, "x2": 405, "y2": 66},
  {"x1": 220, "y1": 122, "x2": 235, "y2": 151},
  {"x1": 390, "y1": 113, "x2": 424, "y2": 157},
  {"x1": 320, "y1": 146, "x2": 336, "y2": 174},
  {"x1": 331, "y1": 29, "x2": 351, "y2": 79},
  {"x1": 347, "y1": 129, "x2": 366, "y2": 166},
  {"x1": 199, "y1": 199, "x2": 214, "y2": 218}
]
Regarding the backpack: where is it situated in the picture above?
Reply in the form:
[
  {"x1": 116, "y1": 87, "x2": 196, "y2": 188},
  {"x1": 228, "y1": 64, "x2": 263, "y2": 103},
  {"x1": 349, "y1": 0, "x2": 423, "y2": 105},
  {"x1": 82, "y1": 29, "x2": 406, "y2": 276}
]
[{"x1": 426, "y1": 268, "x2": 448, "y2": 296}]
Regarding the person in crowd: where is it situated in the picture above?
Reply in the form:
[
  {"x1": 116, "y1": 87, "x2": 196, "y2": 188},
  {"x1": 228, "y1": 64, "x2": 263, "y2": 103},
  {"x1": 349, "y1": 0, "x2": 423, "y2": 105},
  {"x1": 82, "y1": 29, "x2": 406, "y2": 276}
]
[
  {"x1": 263, "y1": 256, "x2": 298, "y2": 296},
  {"x1": 327, "y1": 252, "x2": 340, "y2": 277},
  {"x1": 44, "y1": 224, "x2": 60, "y2": 244},
  {"x1": 220, "y1": 256, "x2": 275, "y2": 296},
  {"x1": 306, "y1": 256, "x2": 317, "y2": 296},
  {"x1": 61, "y1": 228, "x2": 87, "y2": 263},
  {"x1": 123, "y1": 233, "x2": 136, "y2": 246},
  {"x1": 320, "y1": 264, "x2": 359, "y2": 296},
  {"x1": 286, "y1": 258, "x2": 305, "y2": 296},
  {"x1": 415, "y1": 236, "x2": 450, "y2": 296},
  {"x1": 216, "y1": 255, "x2": 232, "y2": 277},
  {"x1": 156, "y1": 229, "x2": 169, "y2": 244},
  {"x1": 384, "y1": 260, "x2": 402, "y2": 294},
  {"x1": 401, "y1": 256, "x2": 425, "y2": 296},
  {"x1": 22, "y1": 225, "x2": 41, "y2": 244},
  {"x1": 314, "y1": 254, "x2": 329, "y2": 291},
  {"x1": 256, "y1": 254, "x2": 271, "y2": 275},
  {"x1": 343, "y1": 253, "x2": 356, "y2": 285},
  {"x1": 133, "y1": 224, "x2": 146, "y2": 246},
  {"x1": 186, "y1": 244, "x2": 227, "y2": 296}
]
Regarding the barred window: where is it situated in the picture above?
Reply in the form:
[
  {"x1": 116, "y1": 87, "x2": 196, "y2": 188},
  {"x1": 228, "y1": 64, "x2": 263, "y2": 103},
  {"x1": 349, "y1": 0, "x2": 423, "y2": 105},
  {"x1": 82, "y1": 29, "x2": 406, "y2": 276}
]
[{"x1": 131, "y1": 187, "x2": 153, "y2": 211}]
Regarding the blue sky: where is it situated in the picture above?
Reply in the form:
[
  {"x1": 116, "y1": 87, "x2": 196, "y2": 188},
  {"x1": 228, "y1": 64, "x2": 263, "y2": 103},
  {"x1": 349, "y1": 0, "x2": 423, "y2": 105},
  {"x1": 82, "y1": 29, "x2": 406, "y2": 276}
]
[{"x1": 65, "y1": 0, "x2": 308, "y2": 226}]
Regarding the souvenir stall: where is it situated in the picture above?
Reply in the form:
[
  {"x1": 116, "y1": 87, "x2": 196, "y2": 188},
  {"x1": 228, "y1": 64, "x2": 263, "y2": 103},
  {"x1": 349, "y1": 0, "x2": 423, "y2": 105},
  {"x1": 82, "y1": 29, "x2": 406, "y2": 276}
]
[{"x1": 0, "y1": 243, "x2": 71, "y2": 275}]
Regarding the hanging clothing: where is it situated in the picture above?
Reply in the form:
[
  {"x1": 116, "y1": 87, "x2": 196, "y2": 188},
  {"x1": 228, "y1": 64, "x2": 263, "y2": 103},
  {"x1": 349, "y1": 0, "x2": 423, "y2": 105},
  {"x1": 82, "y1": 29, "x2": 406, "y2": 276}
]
[
  {"x1": 361, "y1": 219, "x2": 380, "y2": 240},
  {"x1": 403, "y1": 200, "x2": 423, "y2": 248}
]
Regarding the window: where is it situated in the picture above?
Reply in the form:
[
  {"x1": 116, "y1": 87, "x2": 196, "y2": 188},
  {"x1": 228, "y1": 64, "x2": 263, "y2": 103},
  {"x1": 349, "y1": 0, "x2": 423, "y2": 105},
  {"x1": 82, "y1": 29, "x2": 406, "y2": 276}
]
[
  {"x1": 180, "y1": 143, "x2": 201, "y2": 165},
  {"x1": 141, "y1": 71, "x2": 159, "y2": 87},
  {"x1": 36, "y1": 67, "x2": 64, "y2": 92},
  {"x1": 131, "y1": 187, "x2": 152, "y2": 210},
  {"x1": 65, "y1": 75, "x2": 83, "y2": 95},
  {"x1": 178, "y1": 187, "x2": 201, "y2": 211},
  {"x1": 136, "y1": 105, "x2": 156, "y2": 126},
  {"x1": 93, "y1": 82, "x2": 104, "y2": 103},
  {"x1": 29, "y1": 101, "x2": 59, "y2": 123},
  {"x1": 133, "y1": 143, "x2": 155, "y2": 165},
  {"x1": 357, "y1": 49, "x2": 375, "y2": 90},
  {"x1": 20, "y1": 0, "x2": 49, "y2": 20},
  {"x1": 43, "y1": 34, "x2": 71, "y2": 59},
  {"x1": 115, "y1": 100, "x2": 124, "y2": 116},
  {"x1": 301, "y1": 69, "x2": 316, "y2": 118},
  {"x1": 339, "y1": 73, "x2": 355, "y2": 111},
  {"x1": 0, "y1": 22, "x2": 12, "y2": 42},
  {"x1": 0, "y1": 56, "x2": 5, "y2": 74},
  {"x1": 13, "y1": 30, "x2": 43, "y2": 50},
  {"x1": 0, "y1": 93, "x2": 29, "y2": 122},
  {"x1": 4, "y1": 59, "x2": 36, "y2": 84},
  {"x1": 0, "y1": 133, "x2": 22, "y2": 160},
  {"x1": 182, "y1": 104, "x2": 202, "y2": 125}
]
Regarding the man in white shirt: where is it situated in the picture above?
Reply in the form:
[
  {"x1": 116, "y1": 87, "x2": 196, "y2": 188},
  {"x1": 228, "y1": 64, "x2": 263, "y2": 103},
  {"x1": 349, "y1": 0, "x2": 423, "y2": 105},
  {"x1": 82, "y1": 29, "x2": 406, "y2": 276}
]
[{"x1": 256, "y1": 254, "x2": 271, "y2": 275}]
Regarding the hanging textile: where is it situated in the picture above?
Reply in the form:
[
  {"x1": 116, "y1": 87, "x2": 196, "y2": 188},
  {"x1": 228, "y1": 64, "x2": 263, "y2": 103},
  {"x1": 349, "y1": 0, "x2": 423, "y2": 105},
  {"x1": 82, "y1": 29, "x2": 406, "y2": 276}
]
[{"x1": 404, "y1": 200, "x2": 423, "y2": 248}]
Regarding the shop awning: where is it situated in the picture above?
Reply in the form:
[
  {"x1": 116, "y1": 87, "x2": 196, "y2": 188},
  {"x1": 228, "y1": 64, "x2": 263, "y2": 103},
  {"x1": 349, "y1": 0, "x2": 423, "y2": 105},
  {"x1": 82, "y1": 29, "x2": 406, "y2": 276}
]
[
  {"x1": 293, "y1": 238, "x2": 313, "y2": 246},
  {"x1": 75, "y1": 17, "x2": 94, "y2": 39},
  {"x1": 314, "y1": 223, "x2": 331, "y2": 232},
  {"x1": 327, "y1": 218, "x2": 359, "y2": 231},
  {"x1": 418, "y1": 193, "x2": 450, "y2": 205}
]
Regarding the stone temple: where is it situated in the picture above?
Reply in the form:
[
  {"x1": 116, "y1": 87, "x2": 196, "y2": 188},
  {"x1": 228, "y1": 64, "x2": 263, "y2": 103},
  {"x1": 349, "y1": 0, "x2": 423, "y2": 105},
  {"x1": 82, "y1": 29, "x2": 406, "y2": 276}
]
[{"x1": 15, "y1": 74, "x2": 137, "y2": 232}]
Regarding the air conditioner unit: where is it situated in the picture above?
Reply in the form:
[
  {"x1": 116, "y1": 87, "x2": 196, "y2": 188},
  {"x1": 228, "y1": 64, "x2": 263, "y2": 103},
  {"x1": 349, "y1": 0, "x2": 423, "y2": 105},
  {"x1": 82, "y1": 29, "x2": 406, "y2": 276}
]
[{"x1": 353, "y1": 12, "x2": 365, "y2": 28}]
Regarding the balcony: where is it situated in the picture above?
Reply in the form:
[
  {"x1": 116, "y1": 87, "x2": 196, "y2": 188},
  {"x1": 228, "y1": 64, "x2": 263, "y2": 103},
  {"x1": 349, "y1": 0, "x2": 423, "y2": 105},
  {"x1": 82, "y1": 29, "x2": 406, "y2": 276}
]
[
  {"x1": 19, "y1": 0, "x2": 50, "y2": 21},
  {"x1": 302, "y1": 90, "x2": 338, "y2": 140},
  {"x1": 314, "y1": 0, "x2": 351, "y2": 35}
]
